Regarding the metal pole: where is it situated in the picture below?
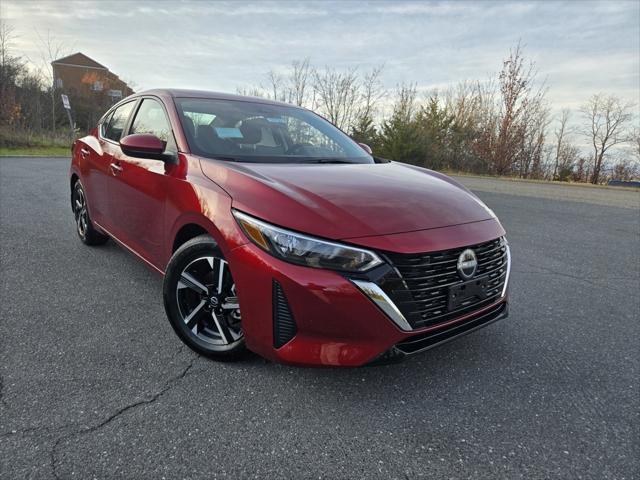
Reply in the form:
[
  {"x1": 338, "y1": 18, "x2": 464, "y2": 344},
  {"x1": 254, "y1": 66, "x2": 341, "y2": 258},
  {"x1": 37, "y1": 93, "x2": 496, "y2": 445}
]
[{"x1": 65, "y1": 108, "x2": 74, "y2": 130}]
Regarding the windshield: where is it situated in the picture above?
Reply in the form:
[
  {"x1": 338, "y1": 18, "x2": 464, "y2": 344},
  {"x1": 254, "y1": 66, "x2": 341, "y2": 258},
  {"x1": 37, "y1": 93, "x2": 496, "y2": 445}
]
[{"x1": 175, "y1": 98, "x2": 373, "y2": 164}]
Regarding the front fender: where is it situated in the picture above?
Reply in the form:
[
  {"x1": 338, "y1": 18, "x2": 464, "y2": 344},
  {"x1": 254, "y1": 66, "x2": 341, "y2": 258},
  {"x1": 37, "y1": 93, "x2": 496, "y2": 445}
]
[{"x1": 164, "y1": 184, "x2": 248, "y2": 272}]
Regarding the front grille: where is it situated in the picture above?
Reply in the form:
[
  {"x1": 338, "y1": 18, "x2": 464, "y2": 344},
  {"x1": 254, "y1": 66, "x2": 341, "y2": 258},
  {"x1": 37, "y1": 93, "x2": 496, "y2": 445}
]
[{"x1": 381, "y1": 237, "x2": 508, "y2": 329}]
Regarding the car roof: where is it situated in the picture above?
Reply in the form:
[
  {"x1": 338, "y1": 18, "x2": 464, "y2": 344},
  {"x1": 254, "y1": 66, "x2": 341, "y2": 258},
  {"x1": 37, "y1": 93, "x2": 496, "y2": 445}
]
[{"x1": 136, "y1": 88, "x2": 300, "y2": 109}]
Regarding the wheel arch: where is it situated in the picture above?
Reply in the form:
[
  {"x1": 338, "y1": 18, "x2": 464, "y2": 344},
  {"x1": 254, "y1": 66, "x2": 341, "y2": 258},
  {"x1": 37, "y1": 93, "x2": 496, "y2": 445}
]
[
  {"x1": 167, "y1": 211, "x2": 237, "y2": 262},
  {"x1": 70, "y1": 173, "x2": 79, "y2": 212},
  {"x1": 172, "y1": 223, "x2": 209, "y2": 253}
]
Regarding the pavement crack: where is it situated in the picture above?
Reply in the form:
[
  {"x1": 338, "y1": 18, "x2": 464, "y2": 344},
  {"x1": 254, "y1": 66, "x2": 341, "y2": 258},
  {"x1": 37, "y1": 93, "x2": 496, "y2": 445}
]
[
  {"x1": 1, "y1": 426, "x2": 47, "y2": 438},
  {"x1": 49, "y1": 355, "x2": 196, "y2": 480},
  {"x1": 517, "y1": 261, "x2": 616, "y2": 289}
]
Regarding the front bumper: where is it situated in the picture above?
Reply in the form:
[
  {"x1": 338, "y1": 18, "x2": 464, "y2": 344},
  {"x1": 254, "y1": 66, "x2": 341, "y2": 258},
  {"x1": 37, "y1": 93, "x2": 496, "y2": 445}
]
[
  {"x1": 227, "y1": 221, "x2": 511, "y2": 367},
  {"x1": 367, "y1": 301, "x2": 509, "y2": 365}
]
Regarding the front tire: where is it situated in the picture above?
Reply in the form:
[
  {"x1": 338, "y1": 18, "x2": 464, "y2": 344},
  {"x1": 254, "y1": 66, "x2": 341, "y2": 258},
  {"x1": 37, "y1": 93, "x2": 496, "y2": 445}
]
[
  {"x1": 163, "y1": 235, "x2": 245, "y2": 359},
  {"x1": 72, "y1": 180, "x2": 109, "y2": 246}
]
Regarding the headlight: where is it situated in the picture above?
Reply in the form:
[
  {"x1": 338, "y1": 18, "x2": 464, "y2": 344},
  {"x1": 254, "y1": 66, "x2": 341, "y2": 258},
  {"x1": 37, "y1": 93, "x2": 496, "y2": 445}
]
[{"x1": 232, "y1": 210, "x2": 383, "y2": 272}]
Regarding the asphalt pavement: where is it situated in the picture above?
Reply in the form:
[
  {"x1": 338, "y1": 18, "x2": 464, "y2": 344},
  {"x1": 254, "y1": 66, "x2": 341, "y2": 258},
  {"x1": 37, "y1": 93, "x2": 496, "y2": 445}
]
[{"x1": 1, "y1": 157, "x2": 638, "y2": 479}]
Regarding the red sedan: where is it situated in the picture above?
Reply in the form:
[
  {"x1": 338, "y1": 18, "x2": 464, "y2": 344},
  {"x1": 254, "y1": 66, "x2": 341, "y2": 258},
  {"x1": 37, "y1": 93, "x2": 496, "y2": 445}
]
[{"x1": 70, "y1": 89, "x2": 510, "y2": 367}]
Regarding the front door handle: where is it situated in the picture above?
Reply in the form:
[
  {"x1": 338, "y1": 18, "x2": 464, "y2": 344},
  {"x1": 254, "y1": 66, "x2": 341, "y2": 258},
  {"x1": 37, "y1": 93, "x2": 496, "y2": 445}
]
[{"x1": 110, "y1": 162, "x2": 123, "y2": 174}]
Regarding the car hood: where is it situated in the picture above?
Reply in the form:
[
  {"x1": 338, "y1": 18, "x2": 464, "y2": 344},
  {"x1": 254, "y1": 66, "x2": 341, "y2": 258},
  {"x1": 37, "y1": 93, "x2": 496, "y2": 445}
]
[{"x1": 199, "y1": 159, "x2": 496, "y2": 240}]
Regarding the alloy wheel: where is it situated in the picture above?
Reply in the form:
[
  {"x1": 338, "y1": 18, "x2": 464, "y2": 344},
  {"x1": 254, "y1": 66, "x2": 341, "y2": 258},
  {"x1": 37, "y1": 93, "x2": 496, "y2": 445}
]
[
  {"x1": 176, "y1": 256, "x2": 242, "y2": 346},
  {"x1": 74, "y1": 184, "x2": 89, "y2": 239}
]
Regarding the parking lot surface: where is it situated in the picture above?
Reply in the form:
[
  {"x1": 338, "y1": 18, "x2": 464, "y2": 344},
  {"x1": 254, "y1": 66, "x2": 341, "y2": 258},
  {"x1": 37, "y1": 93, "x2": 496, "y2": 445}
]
[{"x1": 1, "y1": 157, "x2": 638, "y2": 479}]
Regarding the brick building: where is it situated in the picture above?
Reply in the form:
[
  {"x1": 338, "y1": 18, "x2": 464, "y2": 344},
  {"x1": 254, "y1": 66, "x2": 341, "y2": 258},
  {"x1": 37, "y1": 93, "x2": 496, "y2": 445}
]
[{"x1": 51, "y1": 52, "x2": 134, "y2": 103}]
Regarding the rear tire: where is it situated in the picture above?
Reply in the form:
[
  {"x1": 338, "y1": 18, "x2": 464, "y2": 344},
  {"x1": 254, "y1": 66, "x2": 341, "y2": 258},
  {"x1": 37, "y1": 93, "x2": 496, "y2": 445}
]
[
  {"x1": 163, "y1": 234, "x2": 245, "y2": 359},
  {"x1": 72, "y1": 180, "x2": 109, "y2": 246}
]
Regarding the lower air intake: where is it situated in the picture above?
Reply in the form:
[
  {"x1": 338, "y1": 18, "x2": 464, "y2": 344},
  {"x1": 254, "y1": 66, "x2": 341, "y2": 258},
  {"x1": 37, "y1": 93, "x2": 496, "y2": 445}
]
[{"x1": 273, "y1": 280, "x2": 297, "y2": 348}]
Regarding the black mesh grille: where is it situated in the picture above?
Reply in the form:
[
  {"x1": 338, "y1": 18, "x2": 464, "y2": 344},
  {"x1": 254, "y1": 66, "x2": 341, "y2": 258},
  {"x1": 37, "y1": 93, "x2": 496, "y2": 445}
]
[
  {"x1": 273, "y1": 281, "x2": 297, "y2": 348},
  {"x1": 382, "y1": 237, "x2": 508, "y2": 329}
]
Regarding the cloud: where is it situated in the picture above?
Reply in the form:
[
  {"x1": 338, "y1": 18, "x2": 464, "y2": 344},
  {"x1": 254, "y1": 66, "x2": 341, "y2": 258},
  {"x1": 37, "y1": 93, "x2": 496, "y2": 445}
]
[{"x1": 2, "y1": 0, "x2": 638, "y2": 113}]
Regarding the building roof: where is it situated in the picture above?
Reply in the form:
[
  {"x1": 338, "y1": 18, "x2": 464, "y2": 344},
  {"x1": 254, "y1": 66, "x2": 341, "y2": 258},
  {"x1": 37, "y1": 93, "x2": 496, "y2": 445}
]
[{"x1": 51, "y1": 52, "x2": 107, "y2": 70}]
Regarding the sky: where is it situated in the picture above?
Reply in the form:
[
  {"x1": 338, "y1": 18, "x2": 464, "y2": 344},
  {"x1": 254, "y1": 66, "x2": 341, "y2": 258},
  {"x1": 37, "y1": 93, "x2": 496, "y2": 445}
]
[{"x1": 2, "y1": 0, "x2": 639, "y2": 116}]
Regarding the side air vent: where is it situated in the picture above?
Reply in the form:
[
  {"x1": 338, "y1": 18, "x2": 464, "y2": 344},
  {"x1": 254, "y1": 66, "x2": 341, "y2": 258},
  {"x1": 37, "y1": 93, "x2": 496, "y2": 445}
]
[{"x1": 273, "y1": 280, "x2": 297, "y2": 348}]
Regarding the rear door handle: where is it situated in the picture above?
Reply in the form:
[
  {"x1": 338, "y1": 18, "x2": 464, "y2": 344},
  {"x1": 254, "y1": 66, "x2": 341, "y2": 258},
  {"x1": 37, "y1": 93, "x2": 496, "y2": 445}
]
[
  {"x1": 80, "y1": 148, "x2": 90, "y2": 158},
  {"x1": 110, "y1": 162, "x2": 123, "y2": 174}
]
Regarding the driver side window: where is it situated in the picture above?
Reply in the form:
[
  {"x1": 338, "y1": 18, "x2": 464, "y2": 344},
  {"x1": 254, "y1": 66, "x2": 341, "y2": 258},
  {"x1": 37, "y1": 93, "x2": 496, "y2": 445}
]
[{"x1": 130, "y1": 99, "x2": 176, "y2": 152}]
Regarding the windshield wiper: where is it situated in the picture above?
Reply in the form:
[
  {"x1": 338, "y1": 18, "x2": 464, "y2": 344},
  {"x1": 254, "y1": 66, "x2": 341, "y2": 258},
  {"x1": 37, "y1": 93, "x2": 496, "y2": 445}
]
[
  {"x1": 210, "y1": 156, "x2": 240, "y2": 162},
  {"x1": 307, "y1": 158, "x2": 355, "y2": 164}
]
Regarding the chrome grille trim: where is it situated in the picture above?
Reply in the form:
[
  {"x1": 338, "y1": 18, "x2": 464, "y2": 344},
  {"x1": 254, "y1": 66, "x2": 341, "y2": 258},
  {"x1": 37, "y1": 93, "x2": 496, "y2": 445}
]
[
  {"x1": 381, "y1": 237, "x2": 510, "y2": 329},
  {"x1": 351, "y1": 280, "x2": 412, "y2": 331}
]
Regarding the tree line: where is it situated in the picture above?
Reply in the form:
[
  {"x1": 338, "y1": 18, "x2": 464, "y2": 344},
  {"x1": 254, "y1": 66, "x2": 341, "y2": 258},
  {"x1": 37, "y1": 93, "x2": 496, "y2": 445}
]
[
  {"x1": 240, "y1": 45, "x2": 638, "y2": 184},
  {"x1": 1, "y1": 20, "x2": 637, "y2": 184}
]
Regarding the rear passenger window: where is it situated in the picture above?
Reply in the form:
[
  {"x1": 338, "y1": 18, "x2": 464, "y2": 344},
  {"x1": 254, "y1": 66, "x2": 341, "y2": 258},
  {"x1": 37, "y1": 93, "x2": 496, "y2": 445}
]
[
  {"x1": 130, "y1": 99, "x2": 176, "y2": 151},
  {"x1": 103, "y1": 101, "x2": 135, "y2": 142}
]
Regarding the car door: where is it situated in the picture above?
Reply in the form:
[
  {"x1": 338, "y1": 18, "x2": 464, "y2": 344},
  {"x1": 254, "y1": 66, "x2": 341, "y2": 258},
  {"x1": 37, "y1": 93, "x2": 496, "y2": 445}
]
[
  {"x1": 108, "y1": 97, "x2": 178, "y2": 269},
  {"x1": 96, "y1": 100, "x2": 137, "y2": 232},
  {"x1": 79, "y1": 109, "x2": 115, "y2": 224}
]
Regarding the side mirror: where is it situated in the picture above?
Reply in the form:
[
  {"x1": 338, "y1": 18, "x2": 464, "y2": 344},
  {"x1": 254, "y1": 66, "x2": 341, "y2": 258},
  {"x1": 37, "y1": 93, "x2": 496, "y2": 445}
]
[
  {"x1": 358, "y1": 142, "x2": 373, "y2": 155},
  {"x1": 120, "y1": 134, "x2": 167, "y2": 160}
]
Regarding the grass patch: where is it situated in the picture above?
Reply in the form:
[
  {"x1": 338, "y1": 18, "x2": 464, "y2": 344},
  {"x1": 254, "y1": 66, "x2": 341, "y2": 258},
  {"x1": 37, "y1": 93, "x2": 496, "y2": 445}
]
[
  {"x1": 0, "y1": 126, "x2": 73, "y2": 154},
  {"x1": 0, "y1": 146, "x2": 70, "y2": 157}
]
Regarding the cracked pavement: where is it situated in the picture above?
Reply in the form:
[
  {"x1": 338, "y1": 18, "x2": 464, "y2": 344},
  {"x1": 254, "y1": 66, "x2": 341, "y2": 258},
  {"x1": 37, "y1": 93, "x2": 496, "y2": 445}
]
[{"x1": 1, "y1": 158, "x2": 638, "y2": 479}]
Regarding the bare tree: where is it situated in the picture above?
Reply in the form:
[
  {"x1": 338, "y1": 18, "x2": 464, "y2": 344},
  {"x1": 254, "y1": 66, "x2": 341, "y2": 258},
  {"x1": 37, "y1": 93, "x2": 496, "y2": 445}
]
[
  {"x1": 444, "y1": 80, "x2": 485, "y2": 131},
  {"x1": 289, "y1": 58, "x2": 311, "y2": 107},
  {"x1": 349, "y1": 65, "x2": 386, "y2": 144},
  {"x1": 631, "y1": 127, "x2": 640, "y2": 159},
  {"x1": 518, "y1": 97, "x2": 550, "y2": 178},
  {"x1": 0, "y1": 20, "x2": 50, "y2": 133},
  {"x1": 494, "y1": 44, "x2": 530, "y2": 174},
  {"x1": 580, "y1": 93, "x2": 634, "y2": 184},
  {"x1": 611, "y1": 127, "x2": 640, "y2": 182},
  {"x1": 357, "y1": 65, "x2": 385, "y2": 123},
  {"x1": 265, "y1": 69, "x2": 285, "y2": 102},
  {"x1": 255, "y1": 61, "x2": 384, "y2": 135},
  {"x1": 502, "y1": 44, "x2": 547, "y2": 176},
  {"x1": 36, "y1": 30, "x2": 68, "y2": 133},
  {"x1": 611, "y1": 157, "x2": 639, "y2": 181},
  {"x1": 473, "y1": 44, "x2": 548, "y2": 176},
  {"x1": 0, "y1": 21, "x2": 18, "y2": 126},
  {"x1": 0, "y1": 21, "x2": 15, "y2": 70},
  {"x1": 262, "y1": 58, "x2": 312, "y2": 106},
  {"x1": 312, "y1": 66, "x2": 360, "y2": 130},
  {"x1": 439, "y1": 81, "x2": 491, "y2": 172},
  {"x1": 552, "y1": 109, "x2": 572, "y2": 180},
  {"x1": 558, "y1": 143, "x2": 580, "y2": 181}
]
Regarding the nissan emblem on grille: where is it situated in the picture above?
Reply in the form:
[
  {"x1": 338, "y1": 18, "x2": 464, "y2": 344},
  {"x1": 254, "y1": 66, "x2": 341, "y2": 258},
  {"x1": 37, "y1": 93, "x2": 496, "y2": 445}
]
[{"x1": 456, "y1": 249, "x2": 478, "y2": 280}]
